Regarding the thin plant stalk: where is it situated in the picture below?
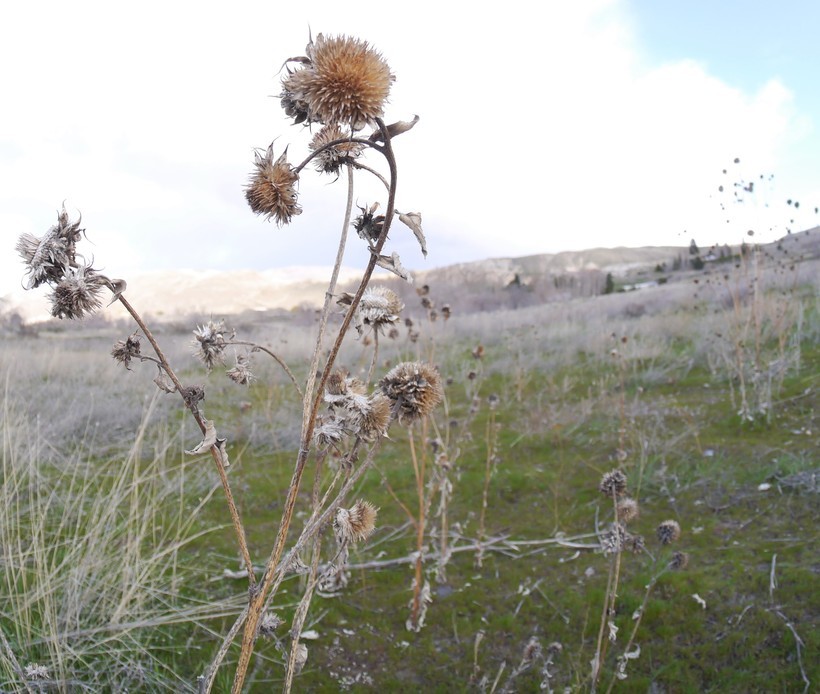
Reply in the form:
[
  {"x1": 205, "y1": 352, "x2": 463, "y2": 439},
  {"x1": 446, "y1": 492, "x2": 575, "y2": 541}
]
[
  {"x1": 116, "y1": 294, "x2": 256, "y2": 585},
  {"x1": 230, "y1": 124, "x2": 398, "y2": 692}
]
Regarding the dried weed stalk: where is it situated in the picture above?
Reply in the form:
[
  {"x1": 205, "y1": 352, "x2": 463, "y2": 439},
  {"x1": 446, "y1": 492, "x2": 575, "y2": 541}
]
[{"x1": 17, "y1": 31, "x2": 434, "y2": 693}]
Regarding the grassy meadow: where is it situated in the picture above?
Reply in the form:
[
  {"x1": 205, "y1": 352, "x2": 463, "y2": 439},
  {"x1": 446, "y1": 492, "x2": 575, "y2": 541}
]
[{"x1": 1, "y1": 247, "x2": 818, "y2": 692}]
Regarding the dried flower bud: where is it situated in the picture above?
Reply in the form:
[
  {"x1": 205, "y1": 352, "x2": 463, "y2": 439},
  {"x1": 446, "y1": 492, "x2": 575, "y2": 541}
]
[
  {"x1": 487, "y1": 393, "x2": 500, "y2": 410},
  {"x1": 353, "y1": 202, "x2": 385, "y2": 245},
  {"x1": 522, "y1": 636, "x2": 542, "y2": 663},
  {"x1": 111, "y1": 332, "x2": 141, "y2": 369},
  {"x1": 49, "y1": 264, "x2": 106, "y2": 320},
  {"x1": 380, "y1": 361, "x2": 443, "y2": 425},
  {"x1": 192, "y1": 320, "x2": 228, "y2": 371},
  {"x1": 656, "y1": 519, "x2": 681, "y2": 545},
  {"x1": 334, "y1": 500, "x2": 378, "y2": 544},
  {"x1": 472, "y1": 344, "x2": 485, "y2": 360},
  {"x1": 309, "y1": 124, "x2": 363, "y2": 174},
  {"x1": 257, "y1": 612, "x2": 284, "y2": 639},
  {"x1": 668, "y1": 551, "x2": 689, "y2": 570},
  {"x1": 245, "y1": 145, "x2": 301, "y2": 226},
  {"x1": 226, "y1": 351, "x2": 254, "y2": 386},
  {"x1": 599, "y1": 469, "x2": 628, "y2": 498}
]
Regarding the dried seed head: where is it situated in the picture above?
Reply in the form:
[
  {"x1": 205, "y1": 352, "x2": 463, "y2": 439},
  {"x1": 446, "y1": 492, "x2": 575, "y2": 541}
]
[
  {"x1": 358, "y1": 393, "x2": 392, "y2": 442},
  {"x1": 17, "y1": 206, "x2": 84, "y2": 289},
  {"x1": 283, "y1": 34, "x2": 393, "y2": 130},
  {"x1": 111, "y1": 332, "x2": 141, "y2": 369},
  {"x1": 656, "y1": 519, "x2": 681, "y2": 545},
  {"x1": 353, "y1": 202, "x2": 385, "y2": 245},
  {"x1": 334, "y1": 500, "x2": 378, "y2": 544},
  {"x1": 624, "y1": 533, "x2": 645, "y2": 554},
  {"x1": 522, "y1": 636, "x2": 543, "y2": 663},
  {"x1": 487, "y1": 393, "x2": 500, "y2": 410},
  {"x1": 600, "y1": 522, "x2": 628, "y2": 555},
  {"x1": 245, "y1": 145, "x2": 302, "y2": 225},
  {"x1": 668, "y1": 551, "x2": 689, "y2": 570},
  {"x1": 257, "y1": 612, "x2": 284, "y2": 639},
  {"x1": 472, "y1": 344, "x2": 485, "y2": 359},
  {"x1": 313, "y1": 415, "x2": 346, "y2": 448},
  {"x1": 226, "y1": 351, "x2": 254, "y2": 386},
  {"x1": 309, "y1": 123, "x2": 363, "y2": 174},
  {"x1": 616, "y1": 497, "x2": 640, "y2": 523},
  {"x1": 354, "y1": 286, "x2": 404, "y2": 334},
  {"x1": 24, "y1": 663, "x2": 50, "y2": 680},
  {"x1": 380, "y1": 361, "x2": 443, "y2": 425},
  {"x1": 49, "y1": 264, "x2": 106, "y2": 320},
  {"x1": 599, "y1": 469, "x2": 628, "y2": 498},
  {"x1": 192, "y1": 320, "x2": 228, "y2": 371}
]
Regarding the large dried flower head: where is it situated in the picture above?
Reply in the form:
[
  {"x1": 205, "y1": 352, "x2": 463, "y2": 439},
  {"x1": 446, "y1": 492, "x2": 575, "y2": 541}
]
[
  {"x1": 49, "y1": 264, "x2": 106, "y2": 320},
  {"x1": 656, "y1": 519, "x2": 681, "y2": 545},
  {"x1": 617, "y1": 497, "x2": 640, "y2": 523},
  {"x1": 17, "y1": 206, "x2": 84, "y2": 289},
  {"x1": 192, "y1": 320, "x2": 228, "y2": 371},
  {"x1": 245, "y1": 145, "x2": 301, "y2": 225},
  {"x1": 334, "y1": 499, "x2": 378, "y2": 544},
  {"x1": 226, "y1": 351, "x2": 254, "y2": 386},
  {"x1": 353, "y1": 202, "x2": 385, "y2": 245},
  {"x1": 309, "y1": 124, "x2": 363, "y2": 174},
  {"x1": 380, "y1": 361, "x2": 443, "y2": 425},
  {"x1": 599, "y1": 469, "x2": 628, "y2": 498},
  {"x1": 111, "y1": 332, "x2": 141, "y2": 369},
  {"x1": 353, "y1": 286, "x2": 404, "y2": 334},
  {"x1": 283, "y1": 34, "x2": 393, "y2": 130},
  {"x1": 358, "y1": 392, "x2": 392, "y2": 442},
  {"x1": 313, "y1": 415, "x2": 346, "y2": 448}
]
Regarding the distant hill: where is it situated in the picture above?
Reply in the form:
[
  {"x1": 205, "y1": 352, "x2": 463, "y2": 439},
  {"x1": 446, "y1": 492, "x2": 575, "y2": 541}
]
[{"x1": 3, "y1": 229, "x2": 817, "y2": 326}]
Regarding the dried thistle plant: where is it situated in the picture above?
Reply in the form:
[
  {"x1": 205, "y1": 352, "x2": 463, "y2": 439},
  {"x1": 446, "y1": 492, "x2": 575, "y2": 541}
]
[{"x1": 18, "y1": 29, "x2": 432, "y2": 694}]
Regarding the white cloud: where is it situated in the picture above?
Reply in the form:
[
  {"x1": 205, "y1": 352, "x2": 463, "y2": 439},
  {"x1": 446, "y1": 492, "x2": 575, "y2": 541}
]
[{"x1": 2, "y1": 0, "x2": 815, "y2": 305}]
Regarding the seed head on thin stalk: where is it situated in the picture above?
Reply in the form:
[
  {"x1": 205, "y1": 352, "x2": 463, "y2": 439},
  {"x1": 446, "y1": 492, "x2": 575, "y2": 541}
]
[
  {"x1": 599, "y1": 469, "x2": 628, "y2": 498},
  {"x1": 49, "y1": 263, "x2": 107, "y2": 319},
  {"x1": 192, "y1": 320, "x2": 229, "y2": 371},
  {"x1": 656, "y1": 519, "x2": 682, "y2": 545},
  {"x1": 309, "y1": 124, "x2": 364, "y2": 175},
  {"x1": 333, "y1": 500, "x2": 378, "y2": 544},
  {"x1": 244, "y1": 145, "x2": 302, "y2": 225},
  {"x1": 380, "y1": 361, "x2": 443, "y2": 426},
  {"x1": 111, "y1": 332, "x2": 142, "y2": 370},
  {"x1": 17, "y1": 206, "x2": 83, "y2": 289},
  {"x1": 341, "y1": 285, "x2": 404, "y2": 335},
  {"x1": 616, "y1": 497, "x2": 640, "y2": 523},
  {"x1": 282, "y1": 34, "x2": 393, "y2": 130}
]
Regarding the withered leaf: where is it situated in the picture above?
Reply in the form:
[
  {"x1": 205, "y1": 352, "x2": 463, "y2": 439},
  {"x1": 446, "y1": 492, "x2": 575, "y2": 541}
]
[
  {"x1": 369, "y1": 114, "x2": 420, "y2": 143},
  {"x1": 185, "y1": 419, "x2": 217, "y2": 455},
  {"x1": 396, "y1": 210, "x2": 427, "y2": 257},
  {"x1": 374, "y1": 251, "x2": 412, "y2": 283}
]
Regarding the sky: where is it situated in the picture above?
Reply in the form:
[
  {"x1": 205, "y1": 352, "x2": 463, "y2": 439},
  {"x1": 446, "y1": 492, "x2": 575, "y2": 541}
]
[{"x1": 2, "y1": 0, "x2": 819, "y2": 303}]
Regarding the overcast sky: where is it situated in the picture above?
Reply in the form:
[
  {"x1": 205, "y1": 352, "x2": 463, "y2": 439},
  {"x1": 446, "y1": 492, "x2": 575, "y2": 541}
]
[{"x1": 2, "y1": 0, "x2": 819, "y2": 302}]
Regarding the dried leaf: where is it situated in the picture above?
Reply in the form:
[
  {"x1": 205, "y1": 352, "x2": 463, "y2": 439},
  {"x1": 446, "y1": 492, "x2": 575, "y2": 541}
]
[
  {"x1": 396, "y1": 210, "x2": 427, "y2": 257},
  {"x1": 153, "y1": 370, "x2": 176, "y2": 394},
  {"x1": 374, "y1": 251, "x2": 412, "y2": 283},
  {"x1": 217, "y1": 437, "x2": 230, "y2": 467},
  {"x1": 104, "y1": 278, "x2": 127, "y2": 306},
  {"x1": 369, "y1": 114, "x2": 420, "y2": 143},
  {"x1": 186, "y1": 419, "x2": 217, "y2": 455}
]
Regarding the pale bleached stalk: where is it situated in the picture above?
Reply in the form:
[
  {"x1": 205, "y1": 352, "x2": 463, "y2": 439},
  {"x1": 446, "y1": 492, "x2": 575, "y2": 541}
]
[
  {"x1": 476, "y1": 408, "x2": 497, "y2": 568},
  {"x1": 116, "y1": 294, "x2": 256, "y2": 586},
  {"x1": 407, "y1": 424, "x2": 427, "y2": 629},
  {"x1": 229, "y1": 127, "x2": 398, "y2": 691},
  {"x1": 366, "y1": 330, "x2": 380, "y2": 385},
  {"x1": 0, "y1": 626, "x2": 33, "y2": 694},
  {"x1": 283, "y1": 539, "x2": 323, "y2": 693}
]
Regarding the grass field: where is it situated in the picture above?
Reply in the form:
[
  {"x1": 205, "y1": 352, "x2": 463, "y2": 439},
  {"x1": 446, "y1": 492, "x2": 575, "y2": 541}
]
[{"x1": 1, "y1": 252, "x2": 817, "y2": 692}]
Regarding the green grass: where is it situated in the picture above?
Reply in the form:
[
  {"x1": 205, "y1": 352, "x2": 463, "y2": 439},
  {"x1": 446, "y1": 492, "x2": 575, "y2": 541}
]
[{"x1": 1, "y1": 284, "x2": 817, "y2": 692}]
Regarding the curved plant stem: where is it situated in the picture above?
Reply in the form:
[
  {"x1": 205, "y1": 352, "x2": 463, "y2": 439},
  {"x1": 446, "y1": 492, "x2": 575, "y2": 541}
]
[
  {"x1": 116, "y1": 295, "x2": 256, "y2": 586},
  {"x1": 231, "y1": 131, "x2": 399, "y2": 691},
  {"x1": 366, "y1": 330, "x2": 380, "y2": 385},
  {"x1": 229, "y1": 340, "x2": 302, "y2": 397}
]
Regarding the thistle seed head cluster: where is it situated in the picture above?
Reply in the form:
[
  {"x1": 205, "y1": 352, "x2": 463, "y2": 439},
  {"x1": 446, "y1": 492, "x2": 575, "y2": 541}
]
[
  {"x1": 111, "y1": 332, "x2": 142, "y2": 369},
  {"x1": 617, "y1": 497, "x2": 640, "y2": 523},
  {"x1": 309, "y1": 124, "x2": 364, "y2": 174},
  {"x1": 17, "y1": 207, "x2": 116, "y2": 320},
  {"x1": 656, "y1": 519, "x2": 682, "y2": 545},
  {"x1": 334, "y1": 500, "x2": 378, "y2": 544},
  {"x1": 351, "y1": 286, "x2": 404, "y2": 335},
  {"x1": 281, "y1": 34, "x2": 393, "y2": 130},
  {"x1": 380, "y1": 361, "x2": 444, "y2": 425},
  {"x1": 599, "y1": 469, "x2": 628, "y2": 498},
  {"x1": 227, "y1": 351, "x2": 255, "y2": 386},
  {"x1": 192, "y1": 320, "x2": 229, "y2": 371},
  {"x1": 245, "y1": 145, "x2": 302, "y2": 226},
  {"x1": 317, "y1": 370, "x2": 392, "y2": 446}
]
